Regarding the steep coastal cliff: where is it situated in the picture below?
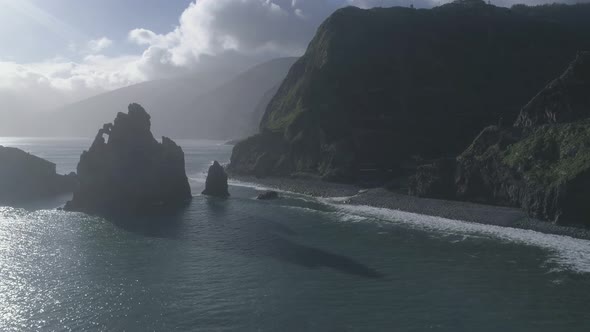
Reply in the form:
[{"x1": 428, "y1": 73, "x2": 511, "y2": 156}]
[{"x1": 230, "y1": 2, "x2": 590, "y2": 183}]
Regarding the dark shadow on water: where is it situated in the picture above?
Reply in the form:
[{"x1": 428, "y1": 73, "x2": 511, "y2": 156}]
[
  {"x1": 103, "y1": 205, "x2": 190, "y2": 239},
  {"x1": 252, "y1": 219, "x2": 298, "y2": 237},
  {"x1": 81, "y1": 196, "x2": 383, "y2": 279},
  {"x1": 199, "y1": 198, "x2": 384, "y2": 279},
  {"x1": 204, "y1": 196, "x2": 229, "y2": 215},
  {"x1": 203, "y1": 196, "x2": 297, "y2": 236},
  {"x1": 261, "y1": 236, "x2": 384, "y2": 279},
  {"x1": 206, "y1": 211, "x2": 382, "y2": 279}
]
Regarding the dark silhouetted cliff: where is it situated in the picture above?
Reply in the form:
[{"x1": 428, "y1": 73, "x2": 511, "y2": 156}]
[
  {"x1": 0, "y1": 147, "x2": 76, "y2": 203},
  {"x1": 65, "y1": 103, "x2": 192, "y2": 215}
]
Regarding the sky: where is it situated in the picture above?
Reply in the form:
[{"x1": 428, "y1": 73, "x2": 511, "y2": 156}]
[{"x1": 0, "y1": 0, "x2": 585, "y2": 113}]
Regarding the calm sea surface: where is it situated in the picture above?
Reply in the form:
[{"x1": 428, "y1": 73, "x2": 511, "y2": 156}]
[{"x1": 1, "y1": 137, "x2": 590, "y2": 331}]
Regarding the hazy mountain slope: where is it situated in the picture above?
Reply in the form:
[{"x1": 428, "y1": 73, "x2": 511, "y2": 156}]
[
  {"x1": 230, "y1": 1, "x2": 590, "y2": 182},
  {"x1": 37, "y1": 57, "x2": 296, "y2": 139},
  {"x1": 40, "y1": 69, "x2": 238, "y2": 138},
  {"x1": 0, "y1": 93, "x2": 26, "y2": 136},
  {"x1": 250, "y1": 84, "x2": 281, "y2": 133},
  {"x1": 158, "y1": 57, "x2": 297, "y2": 139}
]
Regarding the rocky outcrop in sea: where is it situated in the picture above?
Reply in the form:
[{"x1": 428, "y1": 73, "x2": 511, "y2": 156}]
[
  {"x1": 0, "y1": 146, "x2": 77, "y2": 203},
  {"x1": 64, "y1": 103, "x2": 192, "y2": 214},
  {"x1": 202, "y1": 161, "x2": 230, "y2": 198}
]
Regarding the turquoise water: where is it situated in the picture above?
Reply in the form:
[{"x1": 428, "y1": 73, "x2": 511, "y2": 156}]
[{"x1": 1, "y1": 138, "x2": 590, "y2": 331}]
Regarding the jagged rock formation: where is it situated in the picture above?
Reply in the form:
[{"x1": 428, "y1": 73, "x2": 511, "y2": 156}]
[
  {"x1": 410, "y1": 53, "x2": 590, "y2": 226},
  {"x1": 230, "y1": 2, "x2": 590, "y2": 183},
  {"x1": 0, "y1": 146, "x2": 77, "y2": 203},
  {"x1": 202, "y1": 161, "x2": 230, "y2": 198},
  {"x1": 64, "y1": 103, "x2": 192, "y2": 214},
  {"x1": 515, "y1": 52, "x2": 590, "y2": 127}
]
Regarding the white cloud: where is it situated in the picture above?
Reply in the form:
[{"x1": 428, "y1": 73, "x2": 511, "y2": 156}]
[
  {"x1": 2, "y1": 0, "x2": 351, "y2": 112},
  {"x1": 126, "y1": 0, "x2": 348, "y2": 74},
  {"x1": 0, "y1": 0, "x2": 581, "y2": 114},
  {"x1": 0, "y1": 55, "x2": 144, "y2": 111},
  {"x1": 128, "y1": 29, "x2": 161, "y2": 46},
  {"x1": 127, "y1": 0, "x2": 457, "y2": 77},
  {"x1": 86, "y1": 37, "x2": 113, "y2": 54}
]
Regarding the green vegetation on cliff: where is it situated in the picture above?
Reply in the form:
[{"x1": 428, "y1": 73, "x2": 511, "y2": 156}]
[
  {"x1": 448, "y1": 120, "x2": 590, "y2": 226},
  {"x1": 231, "y1": 1, "x2": 590, "y2": 183},
  {"x1": 504, "y1": 121, "x2": 590, "y2": 185},
  {"x1": 411, "y1": 51, "x2": 590, "y2": 226}
]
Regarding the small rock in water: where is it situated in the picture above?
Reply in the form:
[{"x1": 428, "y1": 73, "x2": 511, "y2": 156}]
[
  {"x1": 202, "y1": 161, "x2": 230, "y2": 198},
  {"x1": 257, "y1": 191, "x2": 279, "y2": 200}
]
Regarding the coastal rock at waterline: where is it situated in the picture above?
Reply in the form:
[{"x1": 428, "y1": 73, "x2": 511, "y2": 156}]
[
  {"x1": 456, "y1": 122, "x2": 590, "y2": 226},
  {"x1": 257, "y1": 191, "x2": 280, "y2": 200},
  {"x1": 0, "y1": 146, "x2": 77, "y2": 203},
  {"x1": 410, "y1": 53, "x2": 590, "y2": 227},
  {"x1": 412, "y1": 121, "x2": 590, "y2": 226},
  {"x1": 64, "y1": 103, "x2": 192, "y2": 214},
  {"x1": 202, "y1": 161, "x2": 230, "y2": 198}
]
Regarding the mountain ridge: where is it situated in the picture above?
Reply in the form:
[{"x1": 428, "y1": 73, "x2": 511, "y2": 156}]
[
  {"x1": 230, "y1": 2, "x2": 590, "y2": 183},
  {"x1": 27, "y1": 57, "x2": 297, "y2": 139}
]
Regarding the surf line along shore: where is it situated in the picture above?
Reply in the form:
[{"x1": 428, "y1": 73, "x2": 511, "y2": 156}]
[{"x1": 231, "y1": 175, "x2": 590, "y2": 241}]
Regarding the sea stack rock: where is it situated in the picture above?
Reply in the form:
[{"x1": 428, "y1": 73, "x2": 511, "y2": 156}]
[
  {"x1": 202, "y1": 161, "x2": 230, "y2": 197},
  {"x1": 0, "y1": 146, "x2": 77, "y2": 203},
  {"x1": 64, "y1": 103, "x2": 192, "y2": 214}
]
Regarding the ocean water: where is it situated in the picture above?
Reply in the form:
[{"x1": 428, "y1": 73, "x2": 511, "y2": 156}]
[{"x1": 1, "y1": 137, "x2": 590, "y2": 331}]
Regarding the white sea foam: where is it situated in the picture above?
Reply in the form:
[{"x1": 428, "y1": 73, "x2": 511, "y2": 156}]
[
  {"x1": 227, "y1": 179, "x2": 317, "y2": 197},
  {"x1": 335, "y1": 212, "x2": 368, "y2": 223},
  {"x1": 228, "y1": 180, "x2": 277, "y2": 192},
  {"x1": 320, "y1": 196, "x2": 355, "y2": 203},
  {"x1": 215, "y1": 178, "x2": 590, "y2": 273},
  {"x1": 189, "y1": 176, "x2": 206, "y2": 183},
  {"x1": 327, "y1": 203, "x2": 590, "y2": 273},
  {"x1": 190, "y1": 175, "x2": 275, "y2": 191},
  {"x1": 283, "y1": 205, "x2": 368, "y2": 223}
]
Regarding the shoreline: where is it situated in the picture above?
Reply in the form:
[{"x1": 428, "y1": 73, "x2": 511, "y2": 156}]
[{"x1": 232, "y1": 175, "x2": 590, "y2": 241}]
